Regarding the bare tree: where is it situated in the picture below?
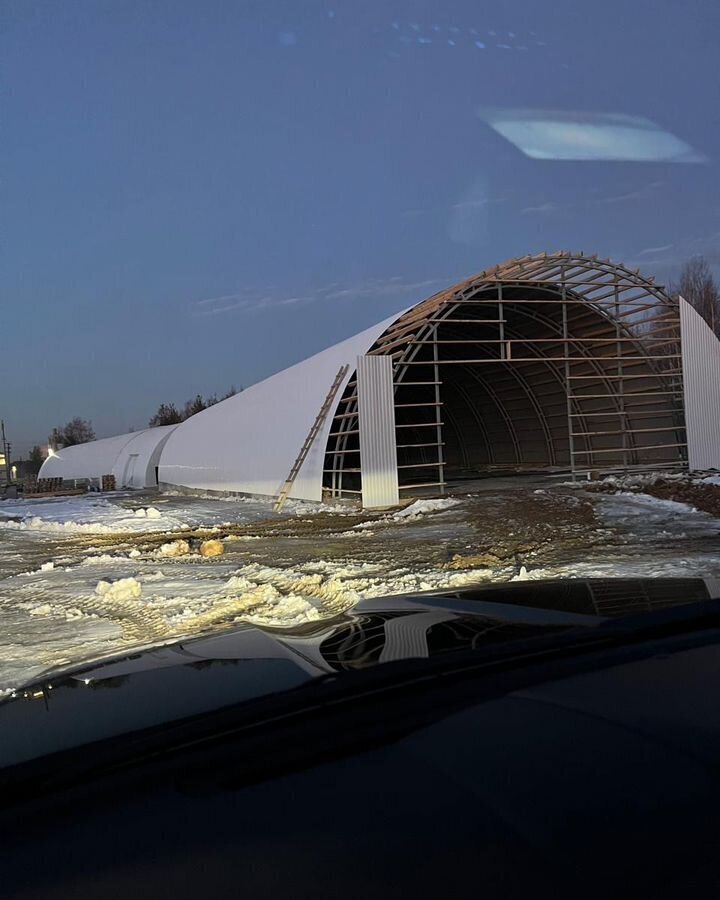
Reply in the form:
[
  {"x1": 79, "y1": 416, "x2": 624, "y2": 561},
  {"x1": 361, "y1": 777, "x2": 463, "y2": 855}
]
[
  {"x1": 148, "y1": 387, "x2": 241, "y2": 427},
  {"x1": 182, "y1": 394, "x2": 208, "y2": 419},
  {"x1": 148, "y1": 403, "x2": 183, "y2": 427},
  {"x1": 204, "y1": 386, "x2": 242, "y2": 408},
  {"x1": 27, "y1": 445, "x2": 44, "y2": 475},
  {"x1": 49, "y1": 418, "x2": 96, "y2": 449},
  {"x1": 672, "y1": 256, "x2": 719, "y2": 334}
]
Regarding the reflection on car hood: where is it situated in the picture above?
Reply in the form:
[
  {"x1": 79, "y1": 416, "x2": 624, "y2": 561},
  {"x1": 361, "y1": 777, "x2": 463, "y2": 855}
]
[{"x1": 0, "y1": 576, "x2": 713, "y2": 769}]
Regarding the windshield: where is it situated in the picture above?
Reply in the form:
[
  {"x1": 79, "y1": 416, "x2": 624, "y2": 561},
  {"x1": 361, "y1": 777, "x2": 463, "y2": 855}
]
[{"x1": 1, "y1": 0, "x2": 720, "y2": 698}]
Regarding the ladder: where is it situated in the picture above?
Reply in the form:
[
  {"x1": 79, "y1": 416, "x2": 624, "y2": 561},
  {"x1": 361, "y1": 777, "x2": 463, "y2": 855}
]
[{"x1": 273, "y1": 364, "x2": 349, "y2": 512}]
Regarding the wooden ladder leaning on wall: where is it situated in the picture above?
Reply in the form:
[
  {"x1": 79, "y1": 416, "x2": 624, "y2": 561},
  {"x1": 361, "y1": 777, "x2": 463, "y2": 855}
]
[{"x1": 273, "y1": 364, "x2": 350, "y2": 512}]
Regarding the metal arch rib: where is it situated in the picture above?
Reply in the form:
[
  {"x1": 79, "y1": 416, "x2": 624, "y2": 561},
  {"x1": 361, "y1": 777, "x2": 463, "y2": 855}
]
[{"x1": 370, "y1": 250, "x2": 678, "y2": 352}]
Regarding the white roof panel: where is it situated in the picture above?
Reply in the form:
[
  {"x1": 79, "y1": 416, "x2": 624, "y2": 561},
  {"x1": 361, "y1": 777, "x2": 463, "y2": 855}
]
[
  {"x1": 159, "y1": 310, "x2": 404, "y2": 501},
  {"x1": 39, "y1": 426, "x2": 178, "y2": 488}
]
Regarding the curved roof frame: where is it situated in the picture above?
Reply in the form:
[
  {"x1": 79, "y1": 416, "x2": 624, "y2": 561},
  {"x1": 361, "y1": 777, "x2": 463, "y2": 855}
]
[
  {"x1": 374, "y1": 251, "x2": 674, "y2": 346},
  {"x1": 378, "y1": 252, "x2": 675, "y2": 367},
  {"x1": 324, "y1": 251, "x2": 686, "y2": 497}
]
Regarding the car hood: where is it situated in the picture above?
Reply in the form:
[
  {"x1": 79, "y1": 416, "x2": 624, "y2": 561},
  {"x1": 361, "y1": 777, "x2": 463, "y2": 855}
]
[{"x1": 0, "y1": 576, "x2": 714, "y2": 770}]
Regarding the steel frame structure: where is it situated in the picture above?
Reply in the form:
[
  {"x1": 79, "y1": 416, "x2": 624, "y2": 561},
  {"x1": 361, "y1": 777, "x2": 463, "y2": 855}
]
[{"x1": 323, "y1": 252, "x2": 686, "y2": 499}]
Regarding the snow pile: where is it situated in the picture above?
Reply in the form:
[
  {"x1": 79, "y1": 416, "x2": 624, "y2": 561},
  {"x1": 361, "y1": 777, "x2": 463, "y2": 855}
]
[
  {"x1": 158, "y1": 539, "x2": 190, "y2": 558},
  {"x1": 79, "y1": 554, "x2": 123, "y2": 567},
  {"x1": 13, "y1": 561, "x2": 65, "y2": 578},
  {"x1": 354, "y1": 497, "x2": 462, "y2": 530},
  {"x1": 143, "y1": 570, "x2": 167, "y2": 582},
  {"x1": 116, "y1": 557, "x2": 497, "y2": 639},
  {"x1": 148, "y1": 577, "x2": 323, "y2": 632},
  {"x1": 392, "y1": 498, "x2": 462, "y2": 520},
  {"x1": 28, "y1": 604, "x2": 54, "y2": 617},
  {"x1": 134, "y1": 506, "x2": 162, "y2": 519},
  {"x1": 29, "y1": 603, "x2": 89, "y2": 621},
  {"x1": 95, "y1": 578, "x2": 143, "y2": 601},
  {"x1": 283, "y1": 499, "x2": 346, "y2": 516},
  {"x1": 216, "y1": 559, "x2": 496, "y2": 619},
  {"x1": 222, "y1": 576, "x2": 321, "y2": 625},
  {"x1": 224, "y1": 569, "x2": 357, "y2": 610}
]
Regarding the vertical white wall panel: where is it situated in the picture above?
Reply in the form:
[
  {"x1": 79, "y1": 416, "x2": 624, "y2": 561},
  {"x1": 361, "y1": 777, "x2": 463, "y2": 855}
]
[
  {"x1": 680, "y1": 297, "x2": 720, "y2": 471},
  {"x1": 357, "y1": 355, "x2": 399, "y2": 508}
]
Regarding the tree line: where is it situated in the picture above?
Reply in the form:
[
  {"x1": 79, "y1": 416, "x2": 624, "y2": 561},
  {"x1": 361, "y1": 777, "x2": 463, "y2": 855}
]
[
  {"x1": 147, "y1": 386, "x2": 240, "y2": 426},
  {"x1": 670, "y1": 256, "x2": 719, "y2": 334},
  {"x1": 45, "y1": 387, "x2": 240, "y2": 452}
]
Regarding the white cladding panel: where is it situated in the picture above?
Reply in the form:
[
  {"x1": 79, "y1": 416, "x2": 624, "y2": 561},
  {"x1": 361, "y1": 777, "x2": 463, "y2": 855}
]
[
  {"x1": 357, "y1": 355, "x2": 399, "y2": 508},
  {"x1": 112, "y1": 425, "x2": 179, "y2": 488},
  {"x1": 680, "y1": 296, "x2": 720, "y2": 471},
  {"x1": 159, "y1": 311, "x2": 405, "y2": 501},
  {"x1": 39, "y1": 432, "x2": 139, "y2": 482}
]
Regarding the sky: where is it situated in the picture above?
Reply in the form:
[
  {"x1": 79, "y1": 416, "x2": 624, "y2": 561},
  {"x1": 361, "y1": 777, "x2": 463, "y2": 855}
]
[{"x1": 2, "y1": 0, "x2": 720, "y2": 455}]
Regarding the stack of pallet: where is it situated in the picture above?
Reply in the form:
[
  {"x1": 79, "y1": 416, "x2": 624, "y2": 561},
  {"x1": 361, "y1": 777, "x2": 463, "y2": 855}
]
[
  {"x1": 101, "y1": 474, "x2": 116, "y2": 492},
  {"x1": 34, "y1": 477, "x2": 63, "y2": 493}
]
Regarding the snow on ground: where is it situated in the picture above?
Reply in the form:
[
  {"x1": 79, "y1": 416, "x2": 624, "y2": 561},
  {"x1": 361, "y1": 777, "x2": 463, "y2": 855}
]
[
  {"x1": 0, "y1": 536, "x2": 494, "y2": 691},
  {"x1": 510, "y1": 552, "x2": 720, "y2": 582},
  {"x1": 0, "y1": 495, "x2": 178, "y2": 534},
  {"x1": 699, "y1": 475, "x2": 720, "y2": 486},
  {"x1": 503, "y1": 496, "x2": 720, "y2": 583},
  {"x1": 0, "y1": 491, "x2": 337, "y2": 537},
  {"x1": 2, "y1": 482, "x2": 720, "y2": 692},
  {"x1": 353, "y1": 496, "x2": 462, "y2": 530},
  {"x1": 572, "y1": 470, "x2": 720, "y2": 493},
  {"x1": 543, "y1": 490, "x2": 720, "y2": 578},
  {"x1": 162, "y1": 490, "x2": 345, "y2": 518},
  {"x1": 392, "y1": 497, "x2": 462, "y2": 519},
  {"x1": 597, "y1": 491, "x2": 707, "y2": 530}
]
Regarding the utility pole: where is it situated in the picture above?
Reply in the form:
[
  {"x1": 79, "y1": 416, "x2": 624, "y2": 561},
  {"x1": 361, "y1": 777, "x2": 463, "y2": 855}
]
[{"x1": 1, "y1": 421, "x2": 11, "y2": 486}]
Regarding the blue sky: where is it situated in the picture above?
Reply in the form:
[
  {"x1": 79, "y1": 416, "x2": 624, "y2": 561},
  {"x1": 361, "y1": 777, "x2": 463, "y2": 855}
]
[{"x1": 3, "y1": 0, "x2": 719, "y2": 454}]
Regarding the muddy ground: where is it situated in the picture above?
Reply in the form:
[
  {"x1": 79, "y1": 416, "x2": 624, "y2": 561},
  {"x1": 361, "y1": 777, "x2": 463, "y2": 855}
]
[{"x1": 1, "y1": 480, "x2": 719, "y2": 690}]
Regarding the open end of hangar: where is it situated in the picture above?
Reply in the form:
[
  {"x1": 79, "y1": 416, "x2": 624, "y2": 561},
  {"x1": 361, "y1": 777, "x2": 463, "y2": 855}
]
[{"x1": 323, "y1": 256, "x2": 687, "y2": 501}]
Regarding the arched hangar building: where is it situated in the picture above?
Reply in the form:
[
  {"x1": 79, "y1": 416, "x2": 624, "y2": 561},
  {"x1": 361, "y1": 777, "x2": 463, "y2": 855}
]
[
  {"x1": 41, "y1": 252, "x2": 720, "y2": 507},
  {"x1": 40, "y1": 426, "x2": 178, "y2": 491}
]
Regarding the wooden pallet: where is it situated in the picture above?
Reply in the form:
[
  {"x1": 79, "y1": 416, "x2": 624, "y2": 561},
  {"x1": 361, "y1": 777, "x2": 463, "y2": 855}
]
[{"x1": 274, "y1": 365, "x2": 349, "y2": 512}]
